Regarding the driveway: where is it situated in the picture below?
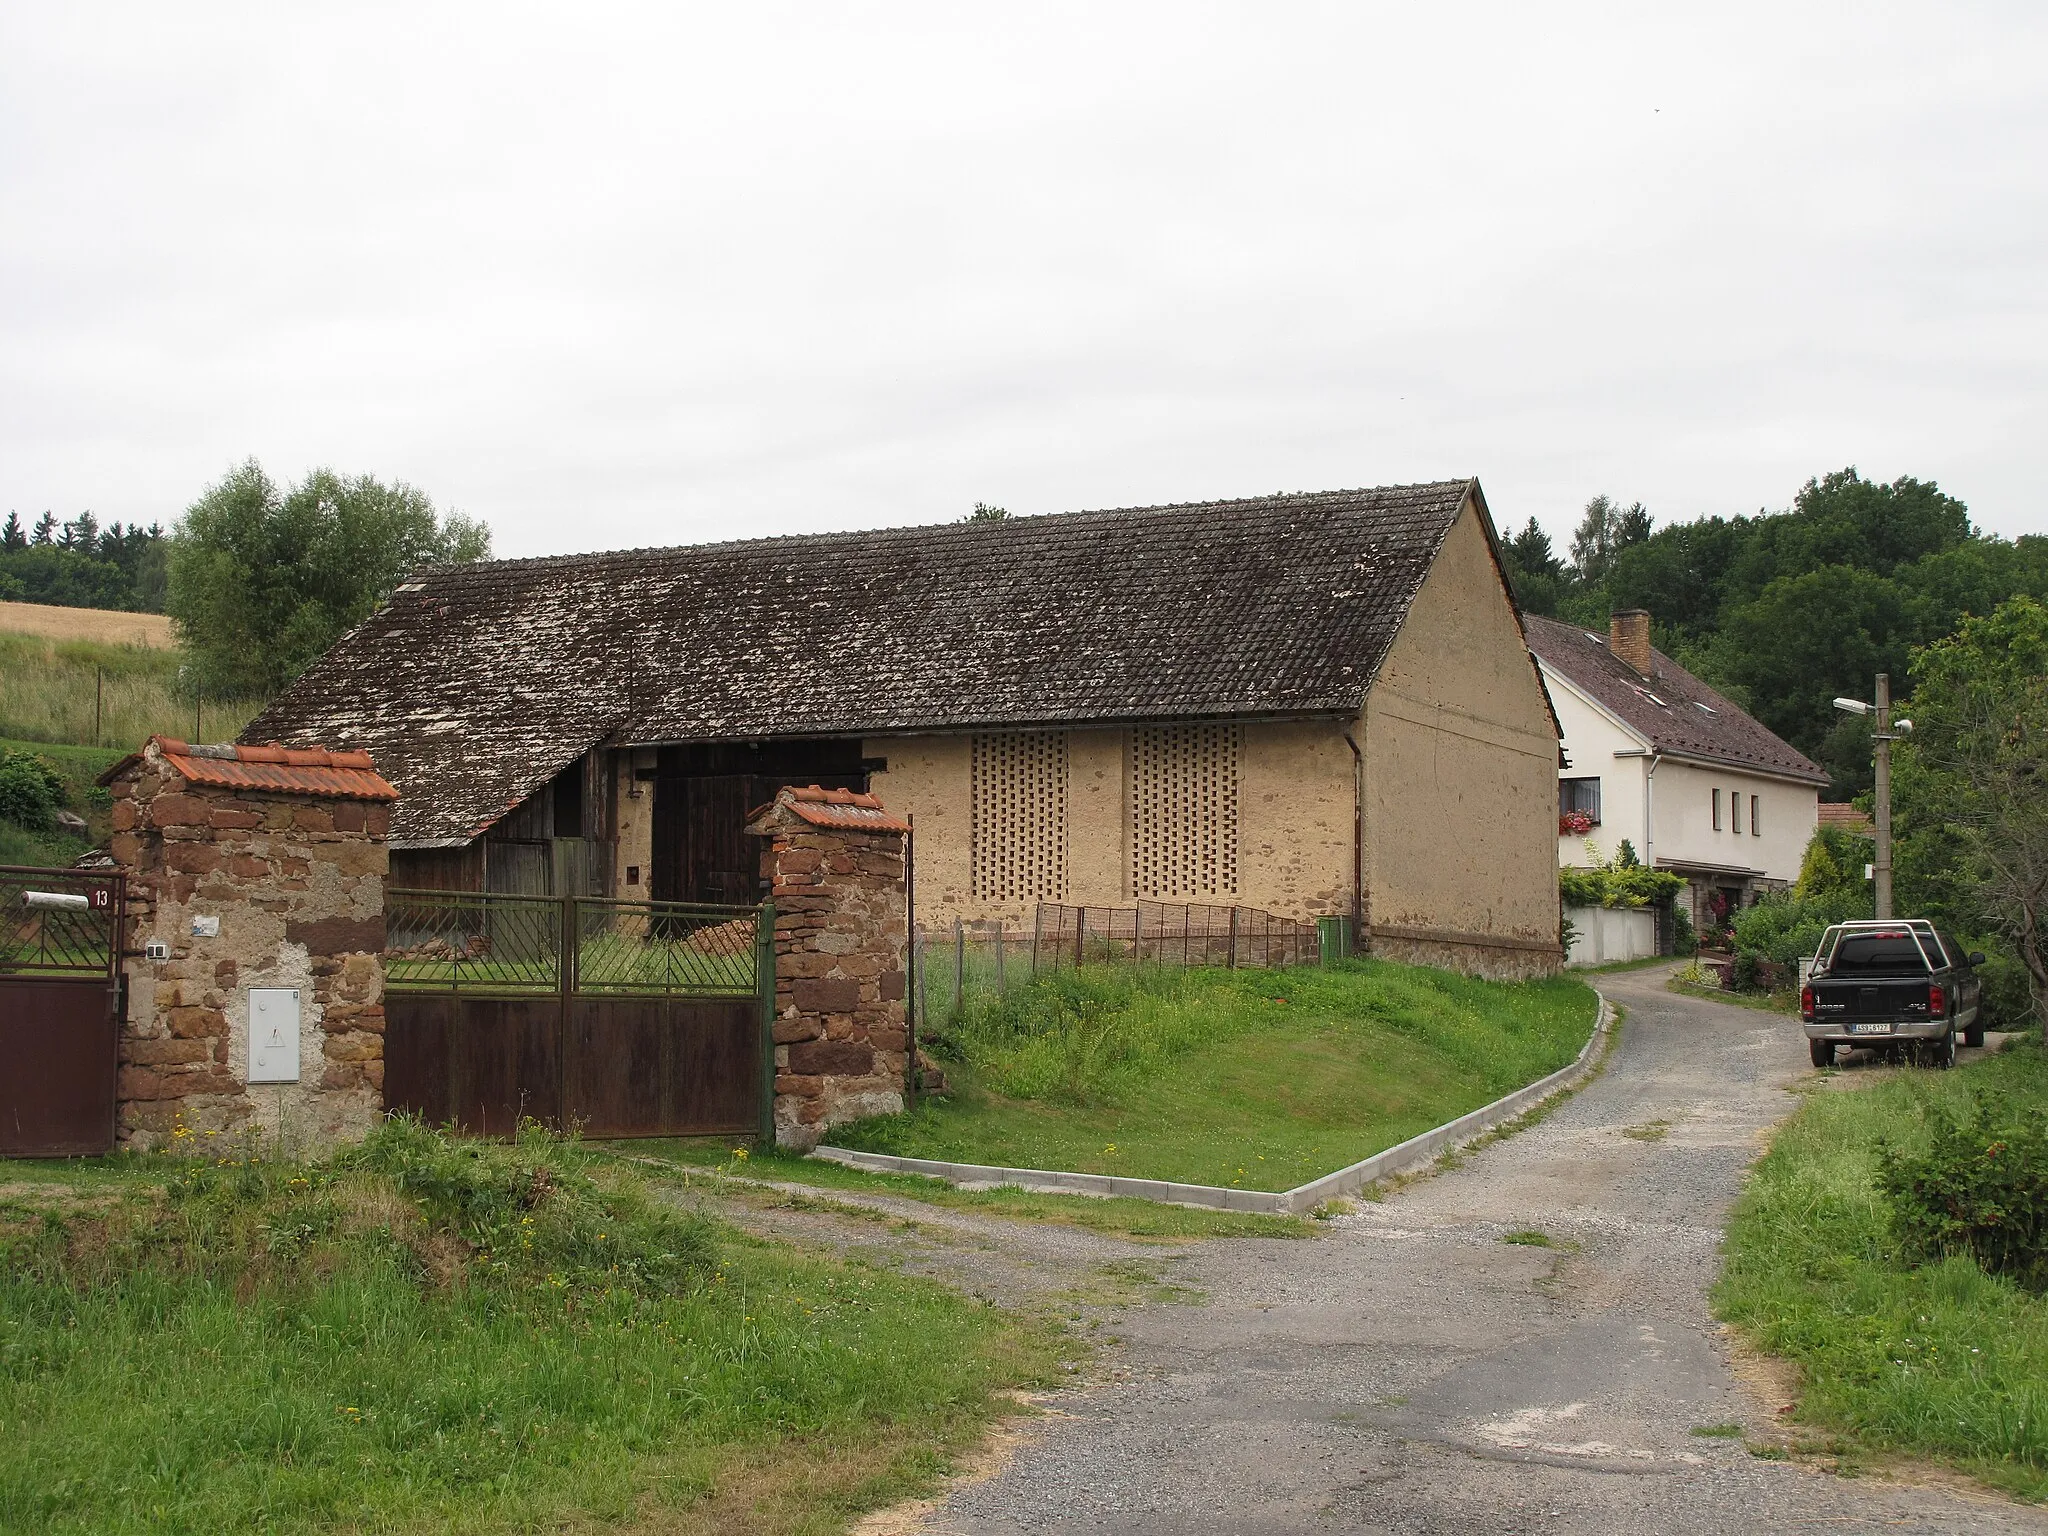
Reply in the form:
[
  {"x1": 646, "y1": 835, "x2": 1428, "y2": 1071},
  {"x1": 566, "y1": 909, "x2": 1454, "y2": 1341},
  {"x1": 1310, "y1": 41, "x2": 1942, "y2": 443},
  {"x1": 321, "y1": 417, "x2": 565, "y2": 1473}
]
[{"x1": 911, "y1": 964, "x2": 2048, "y2": 1535}]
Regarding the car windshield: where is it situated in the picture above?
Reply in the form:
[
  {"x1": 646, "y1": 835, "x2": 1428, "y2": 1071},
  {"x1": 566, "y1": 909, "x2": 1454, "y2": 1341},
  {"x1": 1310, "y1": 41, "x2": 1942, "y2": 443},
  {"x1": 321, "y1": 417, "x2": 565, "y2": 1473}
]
[{"x1": 1826, "y1": 933, "x2": 1931, "y2": 978}]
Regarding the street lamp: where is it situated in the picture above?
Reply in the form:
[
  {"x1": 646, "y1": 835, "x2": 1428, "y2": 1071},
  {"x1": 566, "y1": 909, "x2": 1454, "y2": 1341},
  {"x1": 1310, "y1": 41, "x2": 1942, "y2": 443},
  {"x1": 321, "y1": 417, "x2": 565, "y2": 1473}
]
[{"x1": 1833, "y1": 675, "x2": 1913, "y2": 920}]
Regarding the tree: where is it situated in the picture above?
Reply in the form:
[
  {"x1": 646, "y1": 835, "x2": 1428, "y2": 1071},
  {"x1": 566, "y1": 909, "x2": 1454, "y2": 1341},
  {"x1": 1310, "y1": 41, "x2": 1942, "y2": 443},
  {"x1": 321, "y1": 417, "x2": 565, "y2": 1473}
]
[
  {"x1": 58, "y1": 512, "x2": 99, "y2": 553},
  {"x1": 1568, "y1": 495, "x2": 1652, "y2": 585},
  {"x1": 168, "y1": 460, "x2": 491, "y2": 697},
  {"x1": 1498, "y1": 517, "x2": 1567, "y2": 616},
  {"x1": 964, "y1": 502, "x2": 1010, "y2": 522},
  {"x1": 1897, "y1": 597, "x2": 2048, "y2": 1033},
  {"x1": 30, "y1": 512, "x2": 56, "y2": 545},
  {"x1": 1, "y1": 513, "x2": 23, "y2": 552}
]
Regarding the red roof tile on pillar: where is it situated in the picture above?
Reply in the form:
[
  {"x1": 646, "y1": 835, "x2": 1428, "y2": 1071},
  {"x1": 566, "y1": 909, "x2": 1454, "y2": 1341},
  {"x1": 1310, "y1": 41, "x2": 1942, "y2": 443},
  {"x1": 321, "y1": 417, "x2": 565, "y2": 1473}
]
[
  {"x1": 782, "y1": 784, "x2": 910, "y2": 833},
  {"x1": 143, "y1": 737, "x2": 399, "y2": 801}
]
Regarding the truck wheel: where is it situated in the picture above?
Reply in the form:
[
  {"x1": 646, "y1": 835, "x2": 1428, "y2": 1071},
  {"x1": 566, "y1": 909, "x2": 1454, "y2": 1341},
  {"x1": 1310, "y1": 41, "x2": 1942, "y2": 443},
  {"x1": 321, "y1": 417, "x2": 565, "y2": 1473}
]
[
  {"x1": 1809, "y1": 1039, "x2": 1834, "y2": 1069},
  {"x1": 1929, "y1": 1030, "x2": 1957, "y2": 1070},
  {"x1": 1964, "y1": 1023, "x2": 1986, "y2": 1048}
]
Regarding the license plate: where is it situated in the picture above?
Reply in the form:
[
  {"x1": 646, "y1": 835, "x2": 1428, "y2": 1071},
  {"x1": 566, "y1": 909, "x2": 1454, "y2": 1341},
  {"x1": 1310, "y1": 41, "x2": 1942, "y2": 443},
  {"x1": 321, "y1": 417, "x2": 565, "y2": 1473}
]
[{"x1": 1850, "y1": 1021, "x2": 1894, "y2": 1036}]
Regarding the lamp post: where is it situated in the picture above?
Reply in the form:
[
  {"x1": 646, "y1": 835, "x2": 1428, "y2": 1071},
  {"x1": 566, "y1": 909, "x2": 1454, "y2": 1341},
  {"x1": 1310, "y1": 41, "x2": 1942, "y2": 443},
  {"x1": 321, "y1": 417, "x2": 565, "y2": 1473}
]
[{"x1": 1832, "y1": 675, "x2": 1913, "y2": 920}]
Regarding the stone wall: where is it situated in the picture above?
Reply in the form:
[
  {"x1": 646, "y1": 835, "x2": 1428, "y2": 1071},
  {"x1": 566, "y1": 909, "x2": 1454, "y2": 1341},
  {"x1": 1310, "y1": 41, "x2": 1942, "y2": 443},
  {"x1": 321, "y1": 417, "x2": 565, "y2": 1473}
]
[
  {"x1": 105, "y1": 738, "x2": 395, "y2": 1150},
  {"x1": 746, "y1": 786, "x2": 910, "y2": 1148}
]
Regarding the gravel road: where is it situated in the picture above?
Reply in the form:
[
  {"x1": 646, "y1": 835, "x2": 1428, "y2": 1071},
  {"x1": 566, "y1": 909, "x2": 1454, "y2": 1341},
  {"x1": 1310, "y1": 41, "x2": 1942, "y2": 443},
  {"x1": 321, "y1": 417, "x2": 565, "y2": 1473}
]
[{"x1": 904, "y1": 964, "x2": 2048, "y2": 1535}]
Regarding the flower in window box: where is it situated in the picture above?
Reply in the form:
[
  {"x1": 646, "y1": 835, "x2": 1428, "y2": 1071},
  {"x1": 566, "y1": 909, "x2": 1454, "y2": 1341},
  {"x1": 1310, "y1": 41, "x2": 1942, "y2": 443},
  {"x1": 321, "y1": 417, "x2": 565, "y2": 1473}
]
[{"x1": 1559, "y1": 811, "x2": 1594, "y2": 836}]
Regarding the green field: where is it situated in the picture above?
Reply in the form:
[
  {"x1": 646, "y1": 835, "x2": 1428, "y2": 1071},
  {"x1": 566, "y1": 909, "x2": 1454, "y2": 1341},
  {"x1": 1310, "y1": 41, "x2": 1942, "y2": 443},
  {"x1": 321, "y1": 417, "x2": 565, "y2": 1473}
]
[
  {"x1": 1716, "y1": 1043, "x2": 2048, "y2": 1496},
  {"x1": 830, "y1": 959, "x2": 1601, "y2": 1191},
  {"x1": 0, "y1": 1122, "x2": 1066, "y2": 1536}
]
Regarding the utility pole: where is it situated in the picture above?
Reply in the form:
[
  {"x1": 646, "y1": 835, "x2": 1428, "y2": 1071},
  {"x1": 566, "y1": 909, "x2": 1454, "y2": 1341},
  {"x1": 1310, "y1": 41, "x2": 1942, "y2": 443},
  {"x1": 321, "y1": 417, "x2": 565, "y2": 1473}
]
[
  {"x1": 1873, "y1": 673, "x2": 1893, "y2": 920},
  {"x1": 1833, "y1": 676, "x2": 1911, "y2": 921}
]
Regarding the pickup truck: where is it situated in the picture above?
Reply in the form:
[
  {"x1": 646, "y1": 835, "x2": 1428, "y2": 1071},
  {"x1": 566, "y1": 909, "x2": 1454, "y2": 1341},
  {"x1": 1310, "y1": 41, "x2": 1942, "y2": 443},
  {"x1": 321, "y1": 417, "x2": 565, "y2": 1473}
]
[{"x1": 1801, "y1": 919, "x2": 1986, "y2": 1069}]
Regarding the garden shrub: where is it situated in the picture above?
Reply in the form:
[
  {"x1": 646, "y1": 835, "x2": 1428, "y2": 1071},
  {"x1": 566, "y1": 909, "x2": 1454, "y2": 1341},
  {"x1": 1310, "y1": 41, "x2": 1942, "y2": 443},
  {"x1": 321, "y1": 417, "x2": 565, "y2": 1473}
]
[
  {"x1": 1880, "y1": 1092, "x2": 2048, "y2": 1293},
  {"x1": 1558, "y1": 842, "x2": 1684, "y2": 910},
  {"x1": 0, "y1": 747, "x2": 64, "y2": 830},
  {"x1": 1731, "y1": 885, "x2": 1869, "y2": 969}
]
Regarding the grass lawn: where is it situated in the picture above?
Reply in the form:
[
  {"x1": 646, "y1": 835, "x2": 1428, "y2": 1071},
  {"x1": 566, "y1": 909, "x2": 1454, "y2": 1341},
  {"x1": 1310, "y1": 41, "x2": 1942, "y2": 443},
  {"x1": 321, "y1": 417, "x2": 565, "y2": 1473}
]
[
  {"x1": 830, "y1": 959, "x2": 1601, "y2": 1192},
  {"x1": 620, "y1": 1139, "x2": 1315, "y2": 1240},
  {"x1": 1716, "y1": 1041, "x2": 2048, "y2": 1497},
  {"x1": 0, "y1": 1121, "x2": 1067, "y2": 1536}
]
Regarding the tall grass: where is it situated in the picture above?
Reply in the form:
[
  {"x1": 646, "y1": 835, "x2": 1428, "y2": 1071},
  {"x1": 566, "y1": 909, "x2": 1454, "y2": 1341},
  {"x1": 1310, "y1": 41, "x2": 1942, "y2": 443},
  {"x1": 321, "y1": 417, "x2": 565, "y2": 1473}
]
[
  {"x1": 0, "y1": 632, "x2": 264, "y2": 749},
  {"x1": 0, "y1": 1121, "x2": 1064, "y2": 1535},
  {"x1": 837, "y1": 958, "x2": 1600, "y2": 1189},
  {"x1": 1716, "y1": 1044, "x2": 2048, "y2": 1496}
]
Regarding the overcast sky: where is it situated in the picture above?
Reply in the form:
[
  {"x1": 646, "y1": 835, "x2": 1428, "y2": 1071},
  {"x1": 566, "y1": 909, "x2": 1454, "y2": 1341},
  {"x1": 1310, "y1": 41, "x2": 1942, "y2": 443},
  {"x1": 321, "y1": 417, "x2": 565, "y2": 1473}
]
[{"x1": 4, "y1": 3, "x2": 2042, "y2": 559}]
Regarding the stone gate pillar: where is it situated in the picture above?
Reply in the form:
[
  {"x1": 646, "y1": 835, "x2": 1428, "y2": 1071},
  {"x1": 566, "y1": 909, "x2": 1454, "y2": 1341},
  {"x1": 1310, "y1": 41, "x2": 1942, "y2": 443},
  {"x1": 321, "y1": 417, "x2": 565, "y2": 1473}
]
[
  {"x1": 746, "y1": 786, "x2": 910, "y2": 1148},
  {"x1": 100, "y1": 736, "x2": 397, "y2": 1151}
]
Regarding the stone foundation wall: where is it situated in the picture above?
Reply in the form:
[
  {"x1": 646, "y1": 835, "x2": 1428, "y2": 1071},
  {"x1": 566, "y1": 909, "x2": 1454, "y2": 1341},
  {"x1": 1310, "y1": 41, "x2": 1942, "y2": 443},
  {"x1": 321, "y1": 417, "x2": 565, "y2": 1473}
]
[
  {"x1": 747, "y1": 788, "x2": 910, "y2": 1149},
  {"x1": 106, "y1": 739, "x2": 393, "y2": 1150}
]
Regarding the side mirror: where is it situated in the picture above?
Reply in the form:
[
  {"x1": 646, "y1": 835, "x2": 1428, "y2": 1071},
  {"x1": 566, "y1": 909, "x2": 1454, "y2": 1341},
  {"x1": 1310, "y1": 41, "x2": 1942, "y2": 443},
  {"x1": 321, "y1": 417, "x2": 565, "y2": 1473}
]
[{"x1": 1969, "y1": 952, "x2": 1987, "y2": 967}]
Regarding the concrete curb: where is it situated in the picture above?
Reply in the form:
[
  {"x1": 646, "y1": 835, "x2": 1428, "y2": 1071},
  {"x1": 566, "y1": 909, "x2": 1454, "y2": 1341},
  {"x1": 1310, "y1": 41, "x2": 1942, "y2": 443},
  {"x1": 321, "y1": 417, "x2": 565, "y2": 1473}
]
[{"x1": 811, "y1": 992, "x2": 1618, "y2": 1216}]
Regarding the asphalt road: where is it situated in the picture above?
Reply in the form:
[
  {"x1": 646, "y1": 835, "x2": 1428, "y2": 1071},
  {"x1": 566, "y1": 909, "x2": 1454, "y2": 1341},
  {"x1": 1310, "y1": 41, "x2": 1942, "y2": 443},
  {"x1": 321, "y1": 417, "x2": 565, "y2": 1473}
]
[{"x1": 917, "y1": 964, "x2": 2048, "y2": 1536}]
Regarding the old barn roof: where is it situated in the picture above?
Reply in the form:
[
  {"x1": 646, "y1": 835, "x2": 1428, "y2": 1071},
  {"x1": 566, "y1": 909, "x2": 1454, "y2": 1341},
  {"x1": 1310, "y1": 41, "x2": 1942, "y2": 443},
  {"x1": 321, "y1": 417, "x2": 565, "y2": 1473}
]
[
  {"x1": 243, "y1": 480, "x2": 1486, "y2": 846},
  {"x1": 1524, "y1": 615, "x2": 1828, "y2": 785}
]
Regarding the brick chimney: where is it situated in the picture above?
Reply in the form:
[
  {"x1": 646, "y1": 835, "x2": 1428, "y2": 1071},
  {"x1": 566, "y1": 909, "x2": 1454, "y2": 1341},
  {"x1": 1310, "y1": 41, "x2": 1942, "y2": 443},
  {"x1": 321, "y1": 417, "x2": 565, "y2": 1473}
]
[{"x1": 1609, "y1": 609, "x2": 1653, "y2": 677}]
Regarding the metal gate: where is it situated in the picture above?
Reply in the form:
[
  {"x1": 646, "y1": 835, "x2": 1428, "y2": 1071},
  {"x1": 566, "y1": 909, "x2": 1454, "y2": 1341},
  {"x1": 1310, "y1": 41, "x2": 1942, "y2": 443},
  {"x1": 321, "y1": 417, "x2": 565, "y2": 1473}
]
[
  {"x1": 382, "y1": 890, "x2": 774, "y2": 1140},
  {"x1": 1, "y1": 866, "x2": 124, "y2": 1157}
]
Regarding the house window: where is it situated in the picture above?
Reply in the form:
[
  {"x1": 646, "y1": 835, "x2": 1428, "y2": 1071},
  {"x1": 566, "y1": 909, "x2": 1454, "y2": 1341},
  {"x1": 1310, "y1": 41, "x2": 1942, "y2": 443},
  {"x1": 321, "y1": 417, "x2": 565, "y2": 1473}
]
[
  {"x1": 1558, "y1": 777, "x2": 1602, "y2": 825},
  {"x1": 971, "y1": 731, "x2": 1069, "y2": 901},
  {"x1": 1751, "y1": 794, "x2": 1761, "y2": 836},
  {"x1": 1129, "y1": 723, "x2": 1240, "y2": 898},
  {"x1": 1712, "y1": 787, "x2": 1722, "y2": 831}
]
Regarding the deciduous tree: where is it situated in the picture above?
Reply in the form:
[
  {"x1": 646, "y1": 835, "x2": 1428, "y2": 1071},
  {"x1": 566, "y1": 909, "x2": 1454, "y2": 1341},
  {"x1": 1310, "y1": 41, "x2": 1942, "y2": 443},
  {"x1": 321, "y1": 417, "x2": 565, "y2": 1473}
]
[
  {"x1": 1898, "y1": 597, "x2": 2048, "y2": 1033},
  {"x1": 168, "y1": 460, "x2": 490, "y2": 698}
]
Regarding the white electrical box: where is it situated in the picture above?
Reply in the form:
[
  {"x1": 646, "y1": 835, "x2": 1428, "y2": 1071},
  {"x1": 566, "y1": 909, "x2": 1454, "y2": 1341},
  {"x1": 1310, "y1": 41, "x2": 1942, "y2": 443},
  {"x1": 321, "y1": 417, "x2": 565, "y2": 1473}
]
[
  {"x1": 249, "y1": 988, "x2": 301, "y2": 1083},
  {"x1": 144, "y1": 940, "x2": 171, "y2": 961},
  {"x1": 192, "y1": 914, "x2": 221, "y2": 938}
]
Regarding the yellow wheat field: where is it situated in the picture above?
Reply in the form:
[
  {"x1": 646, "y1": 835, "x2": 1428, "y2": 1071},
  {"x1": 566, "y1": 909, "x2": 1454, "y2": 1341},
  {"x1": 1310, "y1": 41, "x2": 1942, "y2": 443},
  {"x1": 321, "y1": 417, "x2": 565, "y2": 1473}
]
[{"x1": 0, "y1": 600, "x2": 176, "y2": 649}]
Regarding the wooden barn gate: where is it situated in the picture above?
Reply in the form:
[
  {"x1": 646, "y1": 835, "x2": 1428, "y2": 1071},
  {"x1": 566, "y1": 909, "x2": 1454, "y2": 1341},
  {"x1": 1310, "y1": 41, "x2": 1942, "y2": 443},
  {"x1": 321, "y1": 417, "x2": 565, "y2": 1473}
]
[
  {"x1": 1, "y1": 866, "x2": 124, "y2": 1156},
  {"x1": 383, "y1": 890, "x2": 774, "y2": 1139}
]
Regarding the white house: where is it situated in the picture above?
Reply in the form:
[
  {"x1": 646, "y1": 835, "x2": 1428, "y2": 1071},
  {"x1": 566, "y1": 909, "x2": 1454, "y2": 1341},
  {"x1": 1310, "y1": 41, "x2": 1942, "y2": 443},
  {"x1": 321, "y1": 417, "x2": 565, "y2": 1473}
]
[{"x1": 1525, "y1": 611, "x2": 1827, "y2": 936}]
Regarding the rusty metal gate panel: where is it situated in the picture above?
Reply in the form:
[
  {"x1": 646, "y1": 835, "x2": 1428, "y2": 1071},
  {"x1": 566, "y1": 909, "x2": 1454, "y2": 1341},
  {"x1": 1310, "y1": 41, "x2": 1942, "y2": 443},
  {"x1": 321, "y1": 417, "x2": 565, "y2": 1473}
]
[
  {"x1": 1, "y1": 866, "x2": 124, "y2": 1157},
  {"x1": 564, "y1": 996, "x2": 760, "y2": 1138},
  {"x1": 383, "y1": 890, "x2": 773, "y2": 1140},
  {"x1": 383, "y1": 993, "x2": 564, "y2": 1137}
]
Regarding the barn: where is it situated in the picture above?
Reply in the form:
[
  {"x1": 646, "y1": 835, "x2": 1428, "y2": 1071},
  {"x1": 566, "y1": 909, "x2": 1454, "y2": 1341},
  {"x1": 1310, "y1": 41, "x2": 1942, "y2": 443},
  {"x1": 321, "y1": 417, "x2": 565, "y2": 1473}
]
[{"x1": 242, "y1": 479, "x2": 1565, "y2": 977}]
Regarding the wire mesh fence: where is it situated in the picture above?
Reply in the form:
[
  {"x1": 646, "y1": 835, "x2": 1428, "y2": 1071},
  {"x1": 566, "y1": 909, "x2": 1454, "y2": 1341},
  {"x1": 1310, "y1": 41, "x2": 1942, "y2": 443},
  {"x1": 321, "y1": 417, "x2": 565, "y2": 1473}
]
[
  {"x1": 914, "y1": 900, "x2": 1331, "y2": 1027},
  {"x1": 384, "y1": 889, "x2": 762, "y2": 996}
]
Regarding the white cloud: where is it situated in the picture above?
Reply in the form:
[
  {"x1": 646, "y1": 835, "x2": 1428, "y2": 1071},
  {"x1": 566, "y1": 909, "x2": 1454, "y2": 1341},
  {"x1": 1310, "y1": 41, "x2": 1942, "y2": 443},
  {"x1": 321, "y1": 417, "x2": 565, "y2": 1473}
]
[{"x1": 3, "y1": 1, "x2": 2042, "y2": 554}]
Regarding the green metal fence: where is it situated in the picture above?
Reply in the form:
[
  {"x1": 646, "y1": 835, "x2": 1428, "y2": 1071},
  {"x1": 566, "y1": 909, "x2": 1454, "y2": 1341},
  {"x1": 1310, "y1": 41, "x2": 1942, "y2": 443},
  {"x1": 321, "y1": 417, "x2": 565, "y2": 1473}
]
[{"x1": 384, "y1": 889, "x2": 762, "y2": 997}]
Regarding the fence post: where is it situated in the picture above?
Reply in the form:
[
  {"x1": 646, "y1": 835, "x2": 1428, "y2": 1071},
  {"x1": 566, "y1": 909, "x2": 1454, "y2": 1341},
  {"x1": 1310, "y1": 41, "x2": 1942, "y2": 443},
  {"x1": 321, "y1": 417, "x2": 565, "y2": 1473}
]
[
  {"x1": 915, "y1": 926, "x2": 927, "y2": 1035},
  {"x1": 996, "y1": 924, "x2": 1006, "y2": 994},
  {"x1": 1227, "y1": 906, "x2": 1239, "y2": 969},
  {"x1": 953, "y1": 916, "x2": 964, "y2": 1021},
  {"x1": 558, "y1": 895, "x2": 577, "y2": 1130},
  {"x1": 756, "y1": 899, "x2": 777, "y2": 1141},
  {"x1": 1075, "y1": 907, "x2": 1086, "y2": 970},
  {"x1": 1031, "y1": 905, "x2": 1042, "y2": 979}
]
